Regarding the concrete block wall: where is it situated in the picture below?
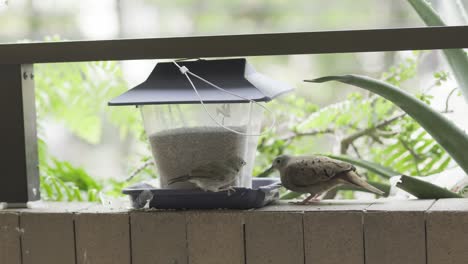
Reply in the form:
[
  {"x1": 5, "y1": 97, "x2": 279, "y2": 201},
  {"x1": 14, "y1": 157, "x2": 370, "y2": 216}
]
[{"x1": 1, "y1": 199, "x2": 467, "y2": 264}]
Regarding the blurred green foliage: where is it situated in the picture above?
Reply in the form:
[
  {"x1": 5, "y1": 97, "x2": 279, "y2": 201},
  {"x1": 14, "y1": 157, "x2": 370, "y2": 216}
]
[
  {"x1": 35, "y1": 60, "x2": 141, "y2": 143},
  {"x1": 257, "y1": 52, "x2": 454, "y2": 199},
  {"x1": 35, "y1": 61, "x2": 146, "y2": 201},
  {"x1": 35, "y1": 51, "x2": 455, "y2": 201},
  {"x1": 3, "y1": 1, "x2": 463, "y2": 202}
]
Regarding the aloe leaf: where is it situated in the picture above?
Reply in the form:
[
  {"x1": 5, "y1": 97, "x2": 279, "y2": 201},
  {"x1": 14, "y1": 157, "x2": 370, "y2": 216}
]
[
  {"x1": 408, "y1": 0, "x2": 468, "y2": 103},
  {"x1": 306, "y1": 75, "x2": 468, "y2": 175},
  {"x1": 327, "y1": 154, "x2": 399, "y2": 179},
  {"x1": 397, "y1": 175, "x2": 462, "y2": 198}
]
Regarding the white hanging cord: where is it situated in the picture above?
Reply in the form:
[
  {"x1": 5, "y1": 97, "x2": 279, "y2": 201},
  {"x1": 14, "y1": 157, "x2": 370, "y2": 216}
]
[{"x1": 172, "y1": 61, "x2": 276, "y2": 136}]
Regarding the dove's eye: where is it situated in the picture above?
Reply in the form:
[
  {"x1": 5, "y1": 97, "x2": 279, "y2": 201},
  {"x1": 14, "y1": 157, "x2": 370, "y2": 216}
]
[{"x1": 276, "y1": 159, "x2": 281, "y2": 164}]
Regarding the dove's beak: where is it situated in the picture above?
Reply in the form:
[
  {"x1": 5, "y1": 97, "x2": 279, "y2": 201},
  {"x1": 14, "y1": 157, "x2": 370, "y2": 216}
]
[{"x1": 257, "y1": 166, "x2": 275, "y2": 178}]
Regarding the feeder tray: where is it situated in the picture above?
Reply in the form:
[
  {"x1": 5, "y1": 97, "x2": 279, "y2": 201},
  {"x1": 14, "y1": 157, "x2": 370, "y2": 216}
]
[{"x1": 123, "y1": 178, "x2": 281, "y2": 209}]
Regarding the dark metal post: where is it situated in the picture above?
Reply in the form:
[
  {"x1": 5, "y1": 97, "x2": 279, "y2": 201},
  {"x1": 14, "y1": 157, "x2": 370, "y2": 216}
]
[{"x1": 0, "y1": 64, "x2": 39, "y2": 207}]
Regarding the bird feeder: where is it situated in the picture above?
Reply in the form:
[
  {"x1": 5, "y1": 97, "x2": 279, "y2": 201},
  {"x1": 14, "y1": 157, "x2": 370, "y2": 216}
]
[{"x1": 109, "y1": 58, "x2": 292, "y2": 192}]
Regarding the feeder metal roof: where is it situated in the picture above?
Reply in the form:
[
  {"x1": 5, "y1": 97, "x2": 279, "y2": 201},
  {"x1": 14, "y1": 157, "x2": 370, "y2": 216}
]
[{"x1": 108, "y1": 58, "x2": 293, "y2": 105}]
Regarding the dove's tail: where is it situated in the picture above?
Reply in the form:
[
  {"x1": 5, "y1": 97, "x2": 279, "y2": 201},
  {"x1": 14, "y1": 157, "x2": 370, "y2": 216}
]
[{"x1": 342, "y1": 171, "x2": 385, "y2": 196}]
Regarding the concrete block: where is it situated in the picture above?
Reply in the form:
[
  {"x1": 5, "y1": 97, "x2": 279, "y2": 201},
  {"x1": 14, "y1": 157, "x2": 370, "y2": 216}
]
[
  {"x1": 427, "y1": 198, "x2": 468, "y2": 264},
  {"x1": 20, "y1": 212, "x2": 75, "y2": 264},
  {"x1": 245, "y1": 212, "x2": 303, "y2": 264},
  {"x1": 131, "y1": 211, "x2": 188, "y2": 264},
  {"x1": 364, "y1": 199, "x2": 434, "y2": 264},
  {"x1": 75, "y1": 210, "x2": 130, "y2": 264},
  {"x1": 304, "y1": 211, "x2": 364, "y2": 264},
  {"x1": 187, "y1": 211, "x2": 244, "y2": 264},
  {"x1": 0, "y1": 212, "x2": 21, "y2": 264}
]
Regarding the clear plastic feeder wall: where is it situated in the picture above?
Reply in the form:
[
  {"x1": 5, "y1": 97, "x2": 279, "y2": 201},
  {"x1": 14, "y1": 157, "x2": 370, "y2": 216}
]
[
  {"x1": 108, "y1": 58, "x2": 293, "y2": 190},
  {"x1": 141, "y1": 103, "x2": 263, "y2": 189}
]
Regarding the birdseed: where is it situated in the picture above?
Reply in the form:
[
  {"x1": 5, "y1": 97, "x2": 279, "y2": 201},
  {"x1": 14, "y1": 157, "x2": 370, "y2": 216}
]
[{"x1": 149, "y1": 126, "x2": 247, "y2": 189}]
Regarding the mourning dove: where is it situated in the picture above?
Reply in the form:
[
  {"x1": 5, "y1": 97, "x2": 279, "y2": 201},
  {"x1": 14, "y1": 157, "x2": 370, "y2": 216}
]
[
  {"x1": 266, "y1": 154, "x2": 384, "y2": 204},
  {"x1": 168, "y1": 156, "x2": 246, "y2": 192}
]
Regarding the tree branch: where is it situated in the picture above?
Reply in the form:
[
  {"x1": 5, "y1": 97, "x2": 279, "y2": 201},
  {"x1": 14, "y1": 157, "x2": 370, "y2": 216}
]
[
  {"x1": 350, "y1": 142, "x2": 362, "y2": 159},
  {"x1": 281, "y1": 128, "x2": 335, "y2": 142},
  {"x1": 125, "y1": 159, "x2": 154, "y2": 182},
  {"x1": 398, "y1": 138, "x2": 421, "y2": 175},
  {"x1": 340, "y1": 112, "x2": 406, "y2": 154},
  {"x1": 445, "y1": 87, "x2": 459, "y2": 113}
]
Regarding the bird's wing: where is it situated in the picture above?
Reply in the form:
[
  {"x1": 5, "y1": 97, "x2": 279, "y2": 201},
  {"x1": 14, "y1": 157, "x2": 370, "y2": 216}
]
[
  {"x1": 286, "y1": 156, "x2": 355, "y2": 187},
  {"x1": 189, "y1": 161, "x2": 236, "y2": 181}
]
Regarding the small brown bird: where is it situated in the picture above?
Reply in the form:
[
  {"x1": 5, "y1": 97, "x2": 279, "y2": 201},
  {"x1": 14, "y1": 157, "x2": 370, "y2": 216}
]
[
  {"x1": 168, "y1": 156, "x2": 246, "y2": 192},
  {"x1": 266, "y1": 154, "x2": 384, "y2": 204}
]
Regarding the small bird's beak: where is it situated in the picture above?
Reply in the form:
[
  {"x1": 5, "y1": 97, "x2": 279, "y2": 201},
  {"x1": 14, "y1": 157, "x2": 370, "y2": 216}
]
[{"x1": 257, "y1": 166, "x2": 275, "y2": 178}]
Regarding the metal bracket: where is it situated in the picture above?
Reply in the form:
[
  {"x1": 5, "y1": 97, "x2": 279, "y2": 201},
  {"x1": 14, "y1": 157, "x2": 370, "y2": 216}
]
[{"x1": 0, "y1": 64, "x2": 39, "y2": 206}]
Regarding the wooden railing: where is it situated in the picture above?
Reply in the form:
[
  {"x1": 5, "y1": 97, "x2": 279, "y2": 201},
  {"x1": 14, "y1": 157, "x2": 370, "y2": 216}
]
[{"x1": 1, "y1": 198, "x2": 468, "y2": 264}]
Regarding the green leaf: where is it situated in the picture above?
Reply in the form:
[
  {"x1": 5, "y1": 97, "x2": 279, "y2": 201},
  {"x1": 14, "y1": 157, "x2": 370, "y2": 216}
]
[
  {"x1": 407, "y1": 0, "x2": 444, "y2": 25},
  {"x1": 306, "y1": 75, "x2": 468, "y2": 176},
  {"x1": 58, "y1": 181, "x2": 73, "y2": 201},
  {"x1": 40, "y1": 177, "x2": 54, "y2": 200},
  {"x1": 326, "y1": 154, "x2": 400, "y2": 179},
  {"x1": 408, "y1": 0, "x2": 468, "y2": 103},
  {"x1": 45, "y1": 159, "x2": 101, "y2": 191},
  {"x1": 71, "y1": 186, "x2": 83, "y2": 202},
  {"x1": 87, "y1": 189, "x2": 99, "y2": 202},
  {"x1": 397, "y1": 175, "x2": 462, "y2": 198},
  {"x1": 50, "y1": 177, "x2": 64, "y2": 201}
]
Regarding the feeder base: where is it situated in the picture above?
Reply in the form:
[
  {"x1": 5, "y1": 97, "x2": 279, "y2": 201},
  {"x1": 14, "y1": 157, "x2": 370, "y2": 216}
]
[{"x1": 123, "y1": 178, "x2": 280, "y2": 209}]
